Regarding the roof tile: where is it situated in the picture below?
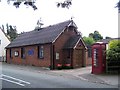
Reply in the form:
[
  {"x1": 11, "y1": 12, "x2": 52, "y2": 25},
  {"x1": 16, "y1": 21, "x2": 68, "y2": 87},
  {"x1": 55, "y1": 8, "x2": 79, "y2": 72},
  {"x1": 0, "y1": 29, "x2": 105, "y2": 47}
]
[
  {"x1": 6, "y1": 20, "x2": 72, "y2": 48},
  {"x1": 63, "y1": 35, "x2": 81, "y2": 49}
]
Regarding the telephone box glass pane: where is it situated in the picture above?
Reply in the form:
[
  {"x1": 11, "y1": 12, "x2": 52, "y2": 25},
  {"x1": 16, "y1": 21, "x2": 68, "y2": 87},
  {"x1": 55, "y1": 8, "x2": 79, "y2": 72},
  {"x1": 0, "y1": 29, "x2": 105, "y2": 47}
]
[{"x1": 93, "y1": 49, "x2": 98, "y2": 66}]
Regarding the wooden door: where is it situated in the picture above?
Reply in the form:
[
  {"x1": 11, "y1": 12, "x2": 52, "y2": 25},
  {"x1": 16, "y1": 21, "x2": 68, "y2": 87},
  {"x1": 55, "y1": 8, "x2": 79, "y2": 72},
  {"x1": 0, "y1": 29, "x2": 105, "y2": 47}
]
[{"x1": 76, "y1": 49, "x2": 83, "y2": 67}]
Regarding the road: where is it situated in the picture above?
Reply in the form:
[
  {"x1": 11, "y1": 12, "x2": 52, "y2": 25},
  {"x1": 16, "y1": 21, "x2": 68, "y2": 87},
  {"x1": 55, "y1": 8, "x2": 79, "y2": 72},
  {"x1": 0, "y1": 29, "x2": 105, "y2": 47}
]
[{"x1": 0, "y1": 62, "x2": 118, "y2": 88}]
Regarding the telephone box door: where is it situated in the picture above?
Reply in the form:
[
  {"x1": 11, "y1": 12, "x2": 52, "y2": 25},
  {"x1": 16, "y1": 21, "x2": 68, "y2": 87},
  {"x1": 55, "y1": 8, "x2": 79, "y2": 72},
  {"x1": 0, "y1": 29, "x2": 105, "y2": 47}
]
[{"x1": 92, "y1": 43, "x2": 106, "y2": 74}]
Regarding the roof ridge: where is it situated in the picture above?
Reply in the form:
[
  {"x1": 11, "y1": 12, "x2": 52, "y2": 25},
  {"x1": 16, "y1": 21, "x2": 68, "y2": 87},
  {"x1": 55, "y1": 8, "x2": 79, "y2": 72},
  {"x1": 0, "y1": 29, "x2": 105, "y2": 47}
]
[
  {"x1": 35, "y1": 20, "x2": 72, "y2": 31},
  {"x1": 50, "y1": 20, "x2": 71, "y2": 26},
  {"x1": 20, "y1": 20, "x2": 72, "y2": 33}
]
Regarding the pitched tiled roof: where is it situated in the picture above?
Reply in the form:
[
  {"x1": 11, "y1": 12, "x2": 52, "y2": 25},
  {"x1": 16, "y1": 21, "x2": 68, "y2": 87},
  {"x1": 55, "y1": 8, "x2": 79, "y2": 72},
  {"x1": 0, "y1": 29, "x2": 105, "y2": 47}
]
[
  {"x1": 99, "y1": 38, "x2": 120, "y2": 44},
  {"x1": 6, "y1": 20, "x2": 74, "y2": 48},
  {"x1": 63, "y1": 35, "x2": 81, "y2": 49}
]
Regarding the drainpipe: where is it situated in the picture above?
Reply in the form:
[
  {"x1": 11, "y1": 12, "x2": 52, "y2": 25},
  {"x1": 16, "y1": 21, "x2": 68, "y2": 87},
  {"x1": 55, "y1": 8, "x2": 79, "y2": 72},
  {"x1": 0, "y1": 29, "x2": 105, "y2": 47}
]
[
  {"x1": 50, "y1": 44, "x2": 55, "y2": 70},
  {"x1": 71, "y1": 49, "x2": 73, "y2": 68}
]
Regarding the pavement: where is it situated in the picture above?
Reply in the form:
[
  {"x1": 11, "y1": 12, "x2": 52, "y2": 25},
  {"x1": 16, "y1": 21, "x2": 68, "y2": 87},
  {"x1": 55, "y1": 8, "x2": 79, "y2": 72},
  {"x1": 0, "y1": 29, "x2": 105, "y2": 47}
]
[
  {"x1": 2, "y1": 62, "x2": 119, "y2": 87},
  {"x1": 50, "y1": 66, "x2": 119, "y2": 87}
]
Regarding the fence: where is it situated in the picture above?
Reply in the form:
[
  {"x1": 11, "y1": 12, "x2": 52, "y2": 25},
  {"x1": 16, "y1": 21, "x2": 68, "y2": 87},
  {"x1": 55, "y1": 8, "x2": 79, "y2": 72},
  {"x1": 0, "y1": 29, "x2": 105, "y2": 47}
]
[{"x1": 106, "y1": 60, "x2": 120, "y2": 74}]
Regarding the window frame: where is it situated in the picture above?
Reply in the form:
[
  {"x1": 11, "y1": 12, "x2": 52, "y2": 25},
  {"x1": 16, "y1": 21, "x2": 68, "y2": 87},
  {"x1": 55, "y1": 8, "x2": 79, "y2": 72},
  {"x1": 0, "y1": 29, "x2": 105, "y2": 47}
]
[
  {"x1": 10, "y1": 48, "x2": 12, "y2": 58},
  {"x1": 56, "y1": 52, "x2": 59, "y2": 60},
  {"x1": 38, "y1": 46, "x2": 44, "y2": 59},
  {"x1": 14, "y1": 51, "x2": 19, "y2": 57},
  {"x1": 21, "y1": 47, "x2": 25, "y2": 59}
]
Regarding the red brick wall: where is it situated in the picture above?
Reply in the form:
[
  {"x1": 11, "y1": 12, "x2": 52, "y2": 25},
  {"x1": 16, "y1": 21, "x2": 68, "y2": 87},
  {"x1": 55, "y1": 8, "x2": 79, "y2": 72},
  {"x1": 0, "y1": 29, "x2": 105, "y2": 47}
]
[
  {"x1": 72, "y1": 38, "x2": 87, "y2": 68},
  {"x1": 6, "y1": 44, "x2": 51, "y2": 67},
  {"x1": 74, "y1": 39, "x2": 92, "y2": 67},
  {"x1": 85, "y1": 51, "x2": 92, "y2": 66},
  {"x1": 53, "y1": 27, "x2": 77, "y2": 68}
]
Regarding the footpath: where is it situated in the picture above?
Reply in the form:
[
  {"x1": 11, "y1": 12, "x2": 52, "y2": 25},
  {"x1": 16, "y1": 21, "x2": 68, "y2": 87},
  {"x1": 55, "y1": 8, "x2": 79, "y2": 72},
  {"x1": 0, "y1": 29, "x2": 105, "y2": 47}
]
[{"x1": 50, "y1": 66, "x2": 119, "y2": 87}]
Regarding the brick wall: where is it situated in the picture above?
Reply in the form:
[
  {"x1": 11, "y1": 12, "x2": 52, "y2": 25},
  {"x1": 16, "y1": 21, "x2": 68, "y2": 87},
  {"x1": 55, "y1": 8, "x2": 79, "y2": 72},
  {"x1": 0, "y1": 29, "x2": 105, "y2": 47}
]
[
  {"x1": 6, "y1": 44, "x2": 51, "y2": 67},
  {"x1": 85, "y1": 51, "x2": 92, "y2": 66},
  {"x1": 53, "y1": 27, "x2": 77, "y2": 68},
  {"x1": 73, "y1": 40, "x2": 92, "y2": 66}
]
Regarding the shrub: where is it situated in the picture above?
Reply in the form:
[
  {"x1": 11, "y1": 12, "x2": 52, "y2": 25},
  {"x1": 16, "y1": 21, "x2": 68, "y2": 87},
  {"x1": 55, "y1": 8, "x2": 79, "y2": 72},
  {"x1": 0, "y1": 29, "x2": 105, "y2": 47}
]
[
  {"x1": 108, "y1": 40, "x2": 120, "y2": 50},
  {"x1": 107, "y1": 40, "x2": 120, "y2": 61},
  {"x1": 106, "y1": 40, "x2": 120, "y2": 73}
]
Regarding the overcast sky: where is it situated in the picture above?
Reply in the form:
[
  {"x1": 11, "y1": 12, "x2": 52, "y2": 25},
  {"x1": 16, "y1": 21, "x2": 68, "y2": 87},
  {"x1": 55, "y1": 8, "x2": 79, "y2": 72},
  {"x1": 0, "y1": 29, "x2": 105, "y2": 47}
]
[{"x1": 0, "y1": 0, "x2": 118, "y2": 38}]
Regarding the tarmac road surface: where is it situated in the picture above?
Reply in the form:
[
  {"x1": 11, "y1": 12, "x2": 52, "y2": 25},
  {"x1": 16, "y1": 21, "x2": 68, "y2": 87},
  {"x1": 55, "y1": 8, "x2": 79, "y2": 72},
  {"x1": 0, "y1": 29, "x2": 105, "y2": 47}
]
[{"x1": 0, "y1": 62, "x2": 118, "y2": 88}]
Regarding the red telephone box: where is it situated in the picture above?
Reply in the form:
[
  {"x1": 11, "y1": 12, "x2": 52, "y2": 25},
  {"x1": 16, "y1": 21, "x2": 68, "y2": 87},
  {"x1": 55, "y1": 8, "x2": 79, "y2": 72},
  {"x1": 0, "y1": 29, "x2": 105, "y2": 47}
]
[{"x1": 91, "y1": 42, "x2": 106, "y2": 74}]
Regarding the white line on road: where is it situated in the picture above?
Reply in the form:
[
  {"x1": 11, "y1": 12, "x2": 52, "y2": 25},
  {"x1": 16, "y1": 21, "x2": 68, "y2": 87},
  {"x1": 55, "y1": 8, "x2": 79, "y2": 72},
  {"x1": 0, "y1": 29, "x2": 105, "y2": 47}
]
[
  {"x1": 0, "y1": 78, "x2": 25, "y2": 86},
  {"x1": 1, "y1": 74, "x2": 30, "y2": 84},
  {"x1": 0, "y1": 74, "x2": 31, "y2": 87}
]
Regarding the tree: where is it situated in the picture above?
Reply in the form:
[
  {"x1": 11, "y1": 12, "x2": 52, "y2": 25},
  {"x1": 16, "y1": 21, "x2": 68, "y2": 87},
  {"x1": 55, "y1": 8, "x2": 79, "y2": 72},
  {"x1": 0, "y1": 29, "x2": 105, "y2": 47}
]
[
  {"x1": 93, "y1": 30, "x2": 103, "y2": 41},
  {"x1": 7, "y1": 0, "x2": 38, "y2": 10},
  {"x1": 83, "y1": 36, "x2": 95, "y2": 58},
  {"x1": 57, "y1": 0, "x2": 72, "y2": 9},
  {"x1": 7, "y1": 24, "x2": 18, "y2": 41},
  {"x1": 89, "y1": 30, "x2": 103, "y2": 42},
  {"x1": 0, "y1": 23, "x2": 18, "y2": 41},
  {"x1": 89, "y1": 33, "x2": 94, "y2": 38},
  {"x1": 0, "y1": 24, "x2": 5, "y2": 31},
  {"x1": 0, "y1": 0, "x2": 72, "y2": 10},
  {"x1": 1, "y1": 0, "x2": 119, "y2": 11},
  {"x1": 105, "y1": 36, "x2": 112, "y2": 39},
  {"x1": 116, "y1": 0, "x2": 120, "y2": 13},
  {"x1": 83, "y1": 36, "x2": 95, "y2": 46}
]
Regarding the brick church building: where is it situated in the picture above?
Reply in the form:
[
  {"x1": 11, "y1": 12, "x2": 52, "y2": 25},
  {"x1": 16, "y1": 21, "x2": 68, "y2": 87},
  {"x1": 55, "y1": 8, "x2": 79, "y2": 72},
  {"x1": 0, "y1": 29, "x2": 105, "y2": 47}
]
[{"x1": 6, "y1": 20, "x2": 87, "y2": 69}]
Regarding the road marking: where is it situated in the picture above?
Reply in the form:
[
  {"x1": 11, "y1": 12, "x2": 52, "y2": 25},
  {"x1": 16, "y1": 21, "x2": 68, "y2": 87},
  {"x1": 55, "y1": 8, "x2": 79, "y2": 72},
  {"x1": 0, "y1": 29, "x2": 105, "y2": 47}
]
[
  {"x1": 0, "y1": 78, "x2": 25, "y2": 86},
  {"x1": 0, "y1": 74, "x2": 31, "y2": 87},
  {"x1": 1, "y1": 74, "x2": 30, "y2": 84}
]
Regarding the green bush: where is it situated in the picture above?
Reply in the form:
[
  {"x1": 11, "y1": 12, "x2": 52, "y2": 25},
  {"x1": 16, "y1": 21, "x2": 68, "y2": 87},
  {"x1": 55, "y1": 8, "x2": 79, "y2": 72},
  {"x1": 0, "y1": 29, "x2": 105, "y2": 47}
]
[
  {"x1": 108, "y1": 40, "x2": 120, "y2": 50},
  {"x1": 107, "y1": 40, "x2": 120, "y2": 61},
  {"x1": 106, "y1": 40, "x2": 120, "y2": 73}
]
